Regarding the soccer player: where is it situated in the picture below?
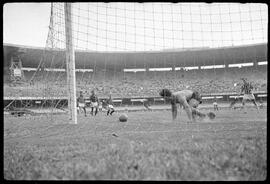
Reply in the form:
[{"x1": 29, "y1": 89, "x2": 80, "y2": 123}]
[
  {"x1": 159, "y1": 89, "x2": 211, "y2": 123},
  {"x1": 77, "y1": 91, "x2": 87, "y2": 116},
  {"x1": 213, "y1": 98, "x2": 219, "y2": 111},
  {"x1": 141, "y1": 99, "x2": 151, "y2": 111},
  {"x1": 258, "y1": 99, "x2": 264, "y2": 109},
  {"x1": 229, "y1": 97, "x2": 238, "y2": 110},
  {"x1": 98, "y1": 100, "x2": 103, "y2": 112},
  {"x1": 90, "y1": 89, "x2": 99, "y2": 116},
  {"x1": 106, "y1": 94, "x2": 115, "y2": 116},
  {"x1": 238, "y1": 78, "x2": 259, "y2": 113}
]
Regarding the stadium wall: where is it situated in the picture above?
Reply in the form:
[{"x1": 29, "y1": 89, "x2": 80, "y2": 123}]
[{"x1": 4, "y1": 91, "x2": 267, "y2": 110}]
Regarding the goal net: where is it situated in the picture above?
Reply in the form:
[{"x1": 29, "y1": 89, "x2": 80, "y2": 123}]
[{"x1": 9, "y1": 3, "x2": 267, "y2": 121}]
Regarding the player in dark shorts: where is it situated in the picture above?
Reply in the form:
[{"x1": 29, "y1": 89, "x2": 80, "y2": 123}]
[
  {"x1": 159, "y1": 89, "x2": 214, "y2": 123},
  {"x1": 106, "y1": 94, "x2": 115, "y2": 116},
  {"x1": 90, "y1": 90, "x2": 99, "y2": 116},
  {"x1": 77, "y1": 91, "x2": 87, "y2": 116},
  {"x1": 239, "y1": 78, "x2": 259, "y2": 112}
]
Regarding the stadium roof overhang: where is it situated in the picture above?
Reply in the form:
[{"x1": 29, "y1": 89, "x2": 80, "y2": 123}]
[{"x1": 4, "y1": 43, "x2": 267, "y2": 69}]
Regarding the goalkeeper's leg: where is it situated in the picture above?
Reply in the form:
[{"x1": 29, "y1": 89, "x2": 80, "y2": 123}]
[{"x1": 110, "y1": 108, "x2": 115, "y2": 115}]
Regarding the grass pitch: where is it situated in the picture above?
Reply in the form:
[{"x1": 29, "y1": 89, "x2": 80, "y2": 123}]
[{"x1": 4, "y1": 107, "x2": 267, "y2": 180}]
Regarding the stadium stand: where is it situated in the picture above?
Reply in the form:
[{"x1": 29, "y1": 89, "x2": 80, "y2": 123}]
[
  {"x1": 4, "y1": 65, "x2": 267, "y2": 98},
  {"x1": 4, "y1": 43, "x2": 267, "y2": 98}
]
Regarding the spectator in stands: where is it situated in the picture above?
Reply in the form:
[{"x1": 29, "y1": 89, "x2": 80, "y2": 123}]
[{"x1": 4, "y1": 68, "x2": 267, "y2": 98}]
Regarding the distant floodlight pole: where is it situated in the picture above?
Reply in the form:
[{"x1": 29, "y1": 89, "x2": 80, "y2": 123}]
[{"x1": 64, "y1": 3, "x2": 77, "y2": 124}]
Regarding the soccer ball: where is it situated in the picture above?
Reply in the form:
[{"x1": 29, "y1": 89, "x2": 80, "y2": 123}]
[
  {"x1": 207, "y1": 112, "x2": 216, "y2": 120},
  {"x1": 189, "y1": 98, "x2": 200, "y2": 108},
  {"x1": 119, "y1": 113, "x2": 128, "y2": 122}
]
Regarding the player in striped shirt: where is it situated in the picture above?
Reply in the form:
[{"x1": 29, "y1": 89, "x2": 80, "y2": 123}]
[{"x1": 239, "y1": 78, "x2": 259, "y2": 112}]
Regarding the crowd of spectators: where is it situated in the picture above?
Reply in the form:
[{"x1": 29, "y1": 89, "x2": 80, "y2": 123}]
[{"x1": 4, "y1": 66, "x2": 267, "y2": 98}]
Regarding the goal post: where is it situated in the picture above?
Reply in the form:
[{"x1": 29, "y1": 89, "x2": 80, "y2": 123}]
[{"x1": 64, "y1": 3, "x2": 77, "y2": 124}]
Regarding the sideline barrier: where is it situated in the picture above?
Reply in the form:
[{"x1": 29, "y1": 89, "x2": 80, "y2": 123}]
[{"x1": 4, "y1": 92, "x2": 267, "y2": 110}]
